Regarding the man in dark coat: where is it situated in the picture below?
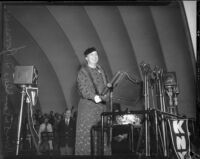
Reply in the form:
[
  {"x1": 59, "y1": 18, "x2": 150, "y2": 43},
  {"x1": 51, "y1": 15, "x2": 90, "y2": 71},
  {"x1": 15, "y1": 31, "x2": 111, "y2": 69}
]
[{"x1": 57, "y1": 108, "x2": 75, "y2": 155}]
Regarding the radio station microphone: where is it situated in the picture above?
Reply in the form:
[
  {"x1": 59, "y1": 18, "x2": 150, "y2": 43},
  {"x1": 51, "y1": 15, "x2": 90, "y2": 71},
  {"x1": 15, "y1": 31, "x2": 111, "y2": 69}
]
[{"x1": 107, "y1": 83, "x2": 112, "y2": 88}]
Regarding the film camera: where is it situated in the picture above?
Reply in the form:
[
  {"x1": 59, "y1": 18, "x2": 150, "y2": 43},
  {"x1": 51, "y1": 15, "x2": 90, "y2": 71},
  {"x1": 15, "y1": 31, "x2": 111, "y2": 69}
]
[{"x1": 13, "y1": 66, "x2": 38, "y2": 85}]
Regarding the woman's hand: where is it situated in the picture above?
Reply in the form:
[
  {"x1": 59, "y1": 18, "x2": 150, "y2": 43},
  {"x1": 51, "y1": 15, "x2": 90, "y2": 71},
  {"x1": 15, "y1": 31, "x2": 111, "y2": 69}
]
[{"x1": 94, "y1": 95, "x2": 102, "y2": 103}]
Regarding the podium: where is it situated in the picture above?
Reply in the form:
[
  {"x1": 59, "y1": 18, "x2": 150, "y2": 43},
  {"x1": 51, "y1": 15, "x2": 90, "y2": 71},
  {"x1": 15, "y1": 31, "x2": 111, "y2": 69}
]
[
  {"x1": 100, "y1": 111, "x2": 144, "y2": 155},
  {"x1": 99, "y1": 71, "x2": 142, "y2": 155}
]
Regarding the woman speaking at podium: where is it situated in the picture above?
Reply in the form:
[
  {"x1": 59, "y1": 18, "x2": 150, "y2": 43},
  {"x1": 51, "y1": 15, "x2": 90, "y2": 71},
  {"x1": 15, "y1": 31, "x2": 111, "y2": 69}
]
[{"x1": 75, "y1": 47, "x2": 110, "y2": 155}]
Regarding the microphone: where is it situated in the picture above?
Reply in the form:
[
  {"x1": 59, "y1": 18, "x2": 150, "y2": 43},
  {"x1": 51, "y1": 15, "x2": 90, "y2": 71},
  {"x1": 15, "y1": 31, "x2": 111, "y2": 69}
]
[
  {"x1": 140, "y1": 62, "x2": 147, "y2": 69},
  {"x1": 101, "y1": 71, "x2": 123, "y2": 95},
  {"x1": 140, "y1": 62, "x2": 151, "y2": 73},
  {"x1": 107, "y1": 83, "x2": 112, "y2": 88}
]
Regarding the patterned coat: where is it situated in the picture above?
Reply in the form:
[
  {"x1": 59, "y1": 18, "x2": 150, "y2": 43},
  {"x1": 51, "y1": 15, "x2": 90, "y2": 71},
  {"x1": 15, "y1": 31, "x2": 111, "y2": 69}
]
[{"x1": 75, "y1": 64, "x2": 110, "y2": 155}]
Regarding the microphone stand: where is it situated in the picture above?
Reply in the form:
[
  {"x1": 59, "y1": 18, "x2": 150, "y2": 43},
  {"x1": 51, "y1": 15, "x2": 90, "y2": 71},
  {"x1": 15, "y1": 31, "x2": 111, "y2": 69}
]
[
  {"x1": 140, "y1": 63, "x2": 151, "y2": 157},
  {"x1": 100, "y1": 71, "x2": 124, "y2": 155},
  {"x1": 155, "y1": 68, "x2": 168, "y2": 157},
  {"x1": 149, "y1": 73, "x2": 160, "y2": 155},
  {"x1": 101, "y1": 71, "x2": 125, "y2": 112}
]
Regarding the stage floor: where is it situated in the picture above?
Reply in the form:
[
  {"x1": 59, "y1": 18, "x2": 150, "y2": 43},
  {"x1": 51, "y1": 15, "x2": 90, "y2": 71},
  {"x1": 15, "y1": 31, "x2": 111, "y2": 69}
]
[{"x1": 3, "y1": 154, "x2": 171, "y2": 159}]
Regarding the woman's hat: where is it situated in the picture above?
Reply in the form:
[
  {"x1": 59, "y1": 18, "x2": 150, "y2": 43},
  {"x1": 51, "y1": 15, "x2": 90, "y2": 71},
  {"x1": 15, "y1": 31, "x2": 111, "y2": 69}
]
[{"x1": 84, "y1": 47, "x2": 97, "y2": 57}]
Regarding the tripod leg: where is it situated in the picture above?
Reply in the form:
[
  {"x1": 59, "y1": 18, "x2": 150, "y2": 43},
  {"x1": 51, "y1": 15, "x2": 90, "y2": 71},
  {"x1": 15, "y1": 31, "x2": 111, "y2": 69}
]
[{"x1": 16, "y1": 86, "x2": 26, "y2": 155}]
